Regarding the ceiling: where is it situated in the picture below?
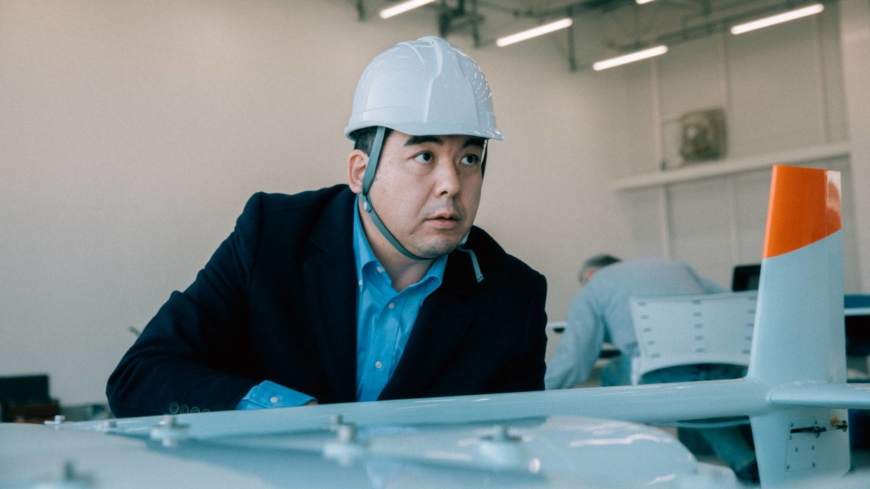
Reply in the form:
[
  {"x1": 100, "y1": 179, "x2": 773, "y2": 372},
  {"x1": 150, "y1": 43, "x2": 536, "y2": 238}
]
[{"x1": 354, "y1": 0, "x2": 833, "y2": 70}]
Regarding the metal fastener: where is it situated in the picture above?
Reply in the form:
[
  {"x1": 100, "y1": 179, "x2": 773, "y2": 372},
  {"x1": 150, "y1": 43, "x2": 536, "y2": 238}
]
[
  {"x1": 150, "y1": 415, "x2": 189, "y2": 448},
  {"x1": 44, "y1": 415, "x2": 66, "y2": 426}
]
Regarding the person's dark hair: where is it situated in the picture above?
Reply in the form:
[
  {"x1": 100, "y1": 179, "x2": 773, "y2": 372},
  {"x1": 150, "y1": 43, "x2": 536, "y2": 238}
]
[
  {"x1": 351, "y1": 126, "x2": 393, "y2": 156},
  {"x1": 580, "y1": 254, "x2": 621, "y2": 284}
]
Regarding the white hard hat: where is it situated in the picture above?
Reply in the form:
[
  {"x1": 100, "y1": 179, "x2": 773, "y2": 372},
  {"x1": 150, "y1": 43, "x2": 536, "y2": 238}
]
[{"x1": 344, "y1": 36, "x2": 503, "y2": 140}]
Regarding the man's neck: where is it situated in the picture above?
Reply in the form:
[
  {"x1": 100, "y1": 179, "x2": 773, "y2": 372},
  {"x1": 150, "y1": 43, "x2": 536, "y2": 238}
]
[{"x1": 358, "y1": 201, "x2": 434, "y2": 292}]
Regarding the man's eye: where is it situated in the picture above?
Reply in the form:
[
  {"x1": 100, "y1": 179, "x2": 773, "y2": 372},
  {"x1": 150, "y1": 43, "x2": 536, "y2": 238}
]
[
  {"x1": 460, "y1": 154, "x2": 480, "y2": 166},
  {"x1": 414, "y1": 152, "x2": 434, "y2": 163}
]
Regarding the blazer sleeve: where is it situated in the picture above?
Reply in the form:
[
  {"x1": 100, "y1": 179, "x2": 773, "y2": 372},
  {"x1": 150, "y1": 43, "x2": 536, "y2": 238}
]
[
  {"x1": 494, "y1": 272, "x2": 548, "y2": 393},
  {"x1": 106, "y1": 194, "x2": 267, "y2": 418}
]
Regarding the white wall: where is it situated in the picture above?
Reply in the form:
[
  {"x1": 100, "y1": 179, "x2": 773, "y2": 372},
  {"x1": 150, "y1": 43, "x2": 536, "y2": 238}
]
[{"x1": 0, "y1": 0, "x2": 636, "y2": 404}]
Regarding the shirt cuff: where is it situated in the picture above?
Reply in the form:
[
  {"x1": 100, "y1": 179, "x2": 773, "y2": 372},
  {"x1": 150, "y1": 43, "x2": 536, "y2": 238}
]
[{"x1": 234, "y1": 380, "x2": 316, "y2": 410}]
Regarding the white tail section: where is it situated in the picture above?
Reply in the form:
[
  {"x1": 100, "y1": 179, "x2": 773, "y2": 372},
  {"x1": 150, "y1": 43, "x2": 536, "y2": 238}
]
[{"x1": 747, "y1": 165, "x2": 849, "y2": 487}]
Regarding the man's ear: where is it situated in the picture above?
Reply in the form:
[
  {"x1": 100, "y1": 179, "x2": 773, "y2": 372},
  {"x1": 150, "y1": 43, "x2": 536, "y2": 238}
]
[
  {"x1": 347, "y1": 149, "x2": 368, "y2": 194},
  {"x1": 582, "y1": 268, "x2": 598, "y2": 285}
]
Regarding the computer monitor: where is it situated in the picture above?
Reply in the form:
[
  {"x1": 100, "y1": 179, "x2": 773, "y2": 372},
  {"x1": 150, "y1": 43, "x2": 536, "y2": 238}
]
[
  {"x1": 732, "y1": 264, "x2": 761, "y2": 292},
  {"x1": 845, "y1": 295, "x2": 870, "y2": 356}
]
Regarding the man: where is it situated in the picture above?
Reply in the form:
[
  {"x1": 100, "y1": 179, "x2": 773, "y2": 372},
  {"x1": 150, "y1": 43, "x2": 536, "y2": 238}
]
[
  {"x1": 106, "y1": 37, "x2": 547, "y2": 418},
  {"x1": 545, "y1": 255, "x2": 726, "y2": 388},
  {"x1": 545, "y1": 255, "x2": 757, "y2": 482}
]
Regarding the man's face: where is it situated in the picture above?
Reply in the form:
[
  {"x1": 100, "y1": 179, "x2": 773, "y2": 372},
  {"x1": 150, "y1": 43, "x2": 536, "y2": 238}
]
[{"x1": 350, "y1": 130, "x2": 485, "y2": 259}]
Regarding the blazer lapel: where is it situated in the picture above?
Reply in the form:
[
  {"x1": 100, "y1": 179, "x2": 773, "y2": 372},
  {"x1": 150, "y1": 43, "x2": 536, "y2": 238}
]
[
  {"x1": 303, "y1": 189, "x2": 358, "y2": 403},
  {"x1": 378, "y1": 251, "x2": 477, "y2": 401}
]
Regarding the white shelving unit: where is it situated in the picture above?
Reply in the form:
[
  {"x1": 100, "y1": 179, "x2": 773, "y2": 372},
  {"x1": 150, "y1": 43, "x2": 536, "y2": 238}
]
[{"x1": 612, "y1": 141, "x2": 851, "y2": 191}]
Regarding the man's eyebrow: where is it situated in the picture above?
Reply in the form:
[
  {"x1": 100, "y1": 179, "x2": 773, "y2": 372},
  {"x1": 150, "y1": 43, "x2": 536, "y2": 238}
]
[
  {"x1": 462, "y1": 137, "x2": 485, "y2": 149},
  {"x1": 405, "y1": 135, "x2": 443, "y2": 146},
  {"x1": 403, "y1": 135, "x2": 486, "y2": 149}
]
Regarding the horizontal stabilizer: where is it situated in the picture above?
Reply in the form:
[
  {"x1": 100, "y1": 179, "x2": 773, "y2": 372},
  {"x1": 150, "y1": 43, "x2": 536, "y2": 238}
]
[{"x1": 770, "y1": 383, "x2": 870, "y2": 409}]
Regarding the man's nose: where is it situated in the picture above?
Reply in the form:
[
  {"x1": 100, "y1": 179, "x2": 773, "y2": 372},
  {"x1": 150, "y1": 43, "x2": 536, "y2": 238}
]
[{"x1": 434, "y1": 158, "x2": 461, "y2": 197}]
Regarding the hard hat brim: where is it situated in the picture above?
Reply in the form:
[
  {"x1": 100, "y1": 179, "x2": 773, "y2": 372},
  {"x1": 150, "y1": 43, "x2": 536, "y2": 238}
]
[{"x1": 344, "y1": 122, "x2": 503, "y2": 141}]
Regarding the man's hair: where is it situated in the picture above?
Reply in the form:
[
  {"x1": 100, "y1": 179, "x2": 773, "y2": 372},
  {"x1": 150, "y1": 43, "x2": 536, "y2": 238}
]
[
  {"x1": 579, "y1": 254, "x2": 621, "y2": 283},
  {"x1": 351, "y1": 126, "x2": 393, "y2": 156}
]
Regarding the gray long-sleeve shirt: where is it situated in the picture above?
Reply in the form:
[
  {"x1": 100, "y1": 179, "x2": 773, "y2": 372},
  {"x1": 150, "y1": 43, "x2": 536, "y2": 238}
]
[{"x1": 545, "y1": 258, "x2": 724, "y2": 389}]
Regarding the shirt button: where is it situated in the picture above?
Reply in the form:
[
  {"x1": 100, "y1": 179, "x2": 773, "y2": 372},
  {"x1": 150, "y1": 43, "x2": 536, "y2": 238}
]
[
  {"x1": 377, "y1": 267, "x2": 383, "y2": 273},
  {"x1": 374, "y1": 361, "x2": 383, "y2": 369},
  {"x1": 358, "y1": 279, "x2": 363, "y2": 287},
  {"x1": 270, "y1": 396, "x2": 279, "y2": 404},
  {"x1": 388, "y1": 302, "x2": 395, "y2": 310}
]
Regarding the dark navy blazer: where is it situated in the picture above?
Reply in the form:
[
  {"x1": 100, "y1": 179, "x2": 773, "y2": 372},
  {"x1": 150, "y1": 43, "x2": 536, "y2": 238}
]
[{"x1": 106, "y1": 185, "x2": 548, "y2": 418}]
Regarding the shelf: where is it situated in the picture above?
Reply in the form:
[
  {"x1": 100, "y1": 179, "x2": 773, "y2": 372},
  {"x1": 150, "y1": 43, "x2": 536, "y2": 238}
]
[{"x1": 612, "y1": 142, "x2": 851, "y2": 191}]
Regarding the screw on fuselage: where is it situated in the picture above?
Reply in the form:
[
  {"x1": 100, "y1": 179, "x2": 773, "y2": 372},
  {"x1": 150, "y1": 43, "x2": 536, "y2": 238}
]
[
  {"x1": 44, "y1": 415, "x2": 66, "y2": 426},
  {"x1": 336, "y1": 423, "x2": 357, "y2": 443}
]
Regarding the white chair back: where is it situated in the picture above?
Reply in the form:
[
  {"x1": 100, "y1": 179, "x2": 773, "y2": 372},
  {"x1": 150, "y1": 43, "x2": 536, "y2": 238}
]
[{"x1": 629, "y1": 291, "x2": 757, "y2": 385}]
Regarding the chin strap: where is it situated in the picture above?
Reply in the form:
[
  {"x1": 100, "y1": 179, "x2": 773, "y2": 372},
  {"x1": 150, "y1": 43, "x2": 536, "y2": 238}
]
[
  {"x1": 480, "y1": 139, "x2": 488, "y2": 178},
  {"x1": 360, "y1": 126, "x2": 484, "y2": 282},
  {"x1": 360, "y1": 126, "x2": 427, "y2": 261},
  {"x1": 456, "y1": 241, "x2": 484, "y2": 283}
]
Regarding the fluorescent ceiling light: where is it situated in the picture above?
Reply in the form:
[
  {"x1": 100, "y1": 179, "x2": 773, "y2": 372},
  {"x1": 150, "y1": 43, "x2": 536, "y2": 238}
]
[
  {"x1": 496, "y1": 18, "x2": 573, "y2": 47},
  {"x1": 636, "y1": 0, "x2": 657, "y2": 4},
  {"x1": 593, "y1": 45, "x2": 668, "y2": 71},
  {"x1": 730, "y1": 4, "x2": 824, "y2": 35},
  {"x1": 379, "y1": 0, "x2": 437, "y2": 19}
]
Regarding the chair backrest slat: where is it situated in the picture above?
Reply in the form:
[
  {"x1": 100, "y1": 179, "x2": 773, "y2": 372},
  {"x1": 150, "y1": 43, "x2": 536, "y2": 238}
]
[{"x1": 629, "y1": 291, "x2": 757, "y2": 384}]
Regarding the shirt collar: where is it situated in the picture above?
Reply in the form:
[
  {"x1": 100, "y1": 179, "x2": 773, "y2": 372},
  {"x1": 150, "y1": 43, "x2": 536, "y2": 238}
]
[{"x1": 353, "y1": 196, "x2": 447, "y2": 292}]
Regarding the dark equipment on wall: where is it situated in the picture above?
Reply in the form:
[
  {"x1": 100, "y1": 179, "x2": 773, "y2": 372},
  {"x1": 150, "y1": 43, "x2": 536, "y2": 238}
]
[
  {"x1": 731, "y1": 264, "x2": 761, "y2": 292},
  {"x1": 680, "y1": 108, "x2": 727, "y2": 163}
]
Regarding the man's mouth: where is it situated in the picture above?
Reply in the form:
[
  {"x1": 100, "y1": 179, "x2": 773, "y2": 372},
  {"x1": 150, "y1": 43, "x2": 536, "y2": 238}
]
[{"x1": 425, "y1": 213, "x2": 461, "y2": 229}]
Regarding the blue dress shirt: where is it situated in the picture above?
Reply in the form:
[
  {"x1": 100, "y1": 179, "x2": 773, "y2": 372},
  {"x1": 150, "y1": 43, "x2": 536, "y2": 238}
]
[
  {"x1": 236, "y1": 197, "x2": 446, "y2": 409},
  {"x1": 353, "y1": 197, "x2": 447, "y2": 401}
]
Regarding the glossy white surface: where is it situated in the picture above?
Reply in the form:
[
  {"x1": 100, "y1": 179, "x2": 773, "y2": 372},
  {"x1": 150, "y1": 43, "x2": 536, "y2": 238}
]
[
  {"x1": 61, "y1": 379, "x2": 774, "y2": 440},
  {"x1": 770, "y1": 383, "x2": 870, "y2": 409},
  {"x1": 1, "y1": 416, "x2": 742, "y2": 489},
  {"x1": 749, "y1": 232, "x2": 846, "y2": 385}
]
